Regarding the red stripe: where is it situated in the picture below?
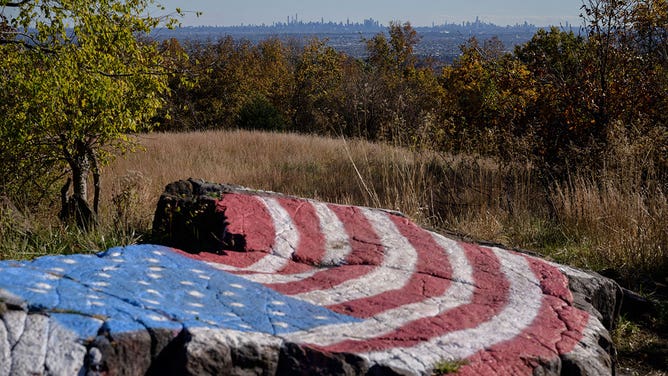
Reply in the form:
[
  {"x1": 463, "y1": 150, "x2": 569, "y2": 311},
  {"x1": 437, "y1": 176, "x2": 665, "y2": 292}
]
[
  {"x1": 321, "y1": 242, "x2": 509, "y2": 353},
  {"x1": 216, "y1": 194, "x2": 274, "y2": 251},
  {"x1": 266, "y1": 204, "x2": 384, "y2": 295},
  {"x1": 456, "y1": 255, "x2": 589, "y2": 376},
  {"x1": 275, "y1": 198, "x2": 326, "y2": 271},
  {"x1": 185, "y1": 250, "x2": 269, "y2": 268},
  {"x1": 177, "y1": 194, "x2": 275, "y2": 268},
  {"x1": 326, "y1": 214, "x2": 452, "y2": 318},
  {"x1": 172, "y1": 194, "x2": 275, "y2": 268}
]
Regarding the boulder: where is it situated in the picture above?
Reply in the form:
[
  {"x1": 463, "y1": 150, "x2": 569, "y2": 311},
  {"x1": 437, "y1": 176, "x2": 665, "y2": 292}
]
[{"x1": 0, "y1": 180, "x2": 621, "y2": 375}]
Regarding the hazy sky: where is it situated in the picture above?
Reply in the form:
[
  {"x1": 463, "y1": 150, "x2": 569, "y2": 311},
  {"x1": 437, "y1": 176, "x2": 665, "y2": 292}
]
[{"x1": 158, "y1": 0, "x2": 585, "y2": 27}]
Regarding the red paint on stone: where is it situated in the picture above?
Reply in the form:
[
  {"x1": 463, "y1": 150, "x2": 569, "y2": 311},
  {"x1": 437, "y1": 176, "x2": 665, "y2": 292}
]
[
  {"x1": 216, "y1": 193, "x2": 275, "y2": 254},
  {"x1": 326, "y1": 214, "x2": 453, "y2": 318},
  {"x1": 327, "y1": 273, "x2": 448, "y2": 318},
  {"x1": 268, "y1": 265, "x2": 377, "y2": 295},
  {"x1": 275, "y1": 198, "x2": 327, "y2": 268},
  {"x1": 389, "y1": 214, "x2": 453, "y2": 279},
  {"x1": 322, "y1": 242, "x2": 509, "y2": 353},
  {"x1": 265, "y1": 204, "x2": 384, "y2": 295},
  {"x1": 455, "y1": 254, "x2": 589, "y2": 376},
  {"x1": 181, "y1": 249, "x2": 268, "y2": 268},
  {"x1": 173, "y1": 192, "x2": 594, "y2": 375},
  {"x1": 328, "y1": 204, "x2": 385, "y2": 266}
]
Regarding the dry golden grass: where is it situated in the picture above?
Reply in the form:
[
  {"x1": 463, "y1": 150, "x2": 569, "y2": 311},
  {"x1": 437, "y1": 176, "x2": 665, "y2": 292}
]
[
  {"x1": 2, "y1": 128, "x2": 665, "y2": 289},
  {"x1": 99, "y1": 129, "x2": 667, "y2": 287},
  {"x1": 102, "y1": 129, "x2": 441, "y2": 228}
]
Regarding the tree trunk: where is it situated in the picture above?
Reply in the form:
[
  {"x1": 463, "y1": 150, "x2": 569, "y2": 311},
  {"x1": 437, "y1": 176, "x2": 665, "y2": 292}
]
[
  {"x1": 89, "y1": 147, "x2": 100, "y2": 217},
  {"x1": 59, "y1": 141, "x2": 94, "y2": 230}
]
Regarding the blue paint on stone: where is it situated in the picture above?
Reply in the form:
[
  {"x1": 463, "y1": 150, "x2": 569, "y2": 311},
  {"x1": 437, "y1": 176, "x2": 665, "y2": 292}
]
[{"x1": 0, "y1": 245, "x2": 361, "y2": 339}]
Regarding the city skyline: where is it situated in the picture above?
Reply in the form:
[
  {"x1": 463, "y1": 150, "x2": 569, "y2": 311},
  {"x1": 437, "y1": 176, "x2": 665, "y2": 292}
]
[{"x1": 158, "y1": 0, "x2": 585, "y2": 28}]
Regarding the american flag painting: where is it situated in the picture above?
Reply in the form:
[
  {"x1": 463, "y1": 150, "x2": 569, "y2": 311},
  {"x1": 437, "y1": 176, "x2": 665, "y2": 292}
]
[
  {"x1": 175, "y1": 193, "x2": 594, "y2": 374},
  {"x1": 0, "y1": 192, "x2": 600, "y2": 375}
]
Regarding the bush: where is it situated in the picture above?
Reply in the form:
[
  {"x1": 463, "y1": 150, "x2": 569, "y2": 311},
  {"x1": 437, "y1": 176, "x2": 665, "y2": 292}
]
[{"x1": 236, "y1": 95, "x2": 286, "y2": 131}]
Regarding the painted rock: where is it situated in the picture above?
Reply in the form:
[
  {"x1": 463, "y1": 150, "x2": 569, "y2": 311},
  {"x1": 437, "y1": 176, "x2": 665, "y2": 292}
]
[{"x1": 0, "y1": 180, "x2": 620, "y2": 375}]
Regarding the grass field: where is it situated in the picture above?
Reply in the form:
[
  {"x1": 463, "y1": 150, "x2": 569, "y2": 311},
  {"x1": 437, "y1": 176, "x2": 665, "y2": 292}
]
[
  {"x1": 102, "y1": 130, "x2": 667, "y2": 285},
  {"x1": 1, "y1": 129, "x2": 666, "y2": 374},
  {"x1": 2, "y1": 129, "x2": 665, "y2": 286}
]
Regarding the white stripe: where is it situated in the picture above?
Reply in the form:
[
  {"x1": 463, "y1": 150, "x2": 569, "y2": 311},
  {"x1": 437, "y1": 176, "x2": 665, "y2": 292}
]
[
  {"x1": 281, "y1": 233, "x2": 474, "y2": 345},
  {"x1": 231, "y1": 269, "x2": 321, "y2": 284},
  {"x1": 204, "y1": 197, "x2": 298, "y2": 273},
  {"x1": 312, "y1": 202, "x2": 353, "y2": 266},
  {"x1": 362, "y1": 247, "x2": 544, "y2": 374},
  {"x1": 207, "y1": 201, "x2": 354, "y2": 283},
  {"x1": 292, "y1": 208, "x2": 418, "y2": 306},
  {"x1": 204, "y1": 261, "x2": 321, "y2": 284}
]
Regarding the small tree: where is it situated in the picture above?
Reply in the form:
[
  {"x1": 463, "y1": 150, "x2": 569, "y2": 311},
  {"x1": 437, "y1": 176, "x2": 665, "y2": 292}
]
[{"x1": 0, "y1": 0, "x2": 179, "y2": 228}]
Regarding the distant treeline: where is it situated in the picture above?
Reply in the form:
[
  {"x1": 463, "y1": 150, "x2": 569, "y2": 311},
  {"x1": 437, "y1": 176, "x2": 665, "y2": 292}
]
[{"x1": 158, "y1": 1, "x2": 668, "y2": 182}]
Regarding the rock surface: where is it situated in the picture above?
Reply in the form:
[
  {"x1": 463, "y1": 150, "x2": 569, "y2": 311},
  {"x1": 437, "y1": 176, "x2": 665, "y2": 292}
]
[{"x1": 0, "y1": 179, "x2": 620, "y2": 375}]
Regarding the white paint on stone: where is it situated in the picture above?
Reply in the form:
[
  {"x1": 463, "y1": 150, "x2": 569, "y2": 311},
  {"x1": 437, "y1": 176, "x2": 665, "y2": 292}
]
[
  {"x1": 362, "y1": 247, "x2": 544, "y2": 374},
  {"x1": 188, "y1": 290, "x2": 205, "y2": 298},
  {"x1": 33, "y1": 283, "x2": 53, "y2": 290},
  {"x1": 186, "y1": 327, "x2": 283, "y2": 374},
  {"x1": 281, "y1": 233, "x2": 474, "y2": 345},
  {"x1": 292, "y1": 208, "x2": 418, "y2": 305},
  {"x1": 147, "y1": 315, "x2": 169, "y2": 322},
  {"x1": 225, "y1": 197, "x2": 299, "y2": 274},
  {"x1": 2, "y1": 310, "x2": 27, "y2": 348},
  {"x1": 561, "y1": 314, "x2": 613, "y2": 374},
  {"x1": 45, "y1": 319, "x2": 86, "y2": 376},
  {"x1": 312, "y1": 201, "x2": 353, "y2": 266},
  {"x1": 211, "y1": 197, "x2": 302, "y2": 274},
  {"x1": 233, "y1": 269, "x2": 321, "y2": 284},
  {"x1": 26, "y1": 288, "x2": 48, "y2": 294},
  {"x1": 11, "y1": 314, "x2": 49, "y2": 376},
  {"x1": 0, "y1": 319, "x2": 10, "y2": 376}
]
